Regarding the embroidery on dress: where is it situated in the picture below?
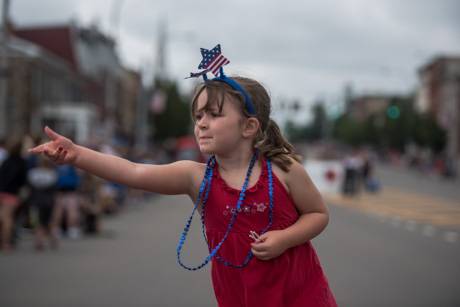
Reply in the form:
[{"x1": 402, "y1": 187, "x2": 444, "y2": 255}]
[{"x1": 223, "y1": 202, "x2": 267, "y2": 216}]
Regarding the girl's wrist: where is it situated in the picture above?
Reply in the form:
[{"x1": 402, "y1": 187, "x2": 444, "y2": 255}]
[
  {"x1": 279, "y1": 225, "x2": 313, "y2": 249},
  {"x1": 73, "y1": 144, "x2": 84, "y2": 167},
  {"x1": 276, "y1": 229, "x2": 297, "y2": 250}
]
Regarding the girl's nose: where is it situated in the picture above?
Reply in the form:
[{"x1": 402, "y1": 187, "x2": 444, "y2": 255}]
[{"x1": 197, "y1": 116, "x2": 208, "y2": 129}]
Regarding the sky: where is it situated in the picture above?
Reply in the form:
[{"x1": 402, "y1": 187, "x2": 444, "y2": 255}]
[{"x1": 8, "y1": 0, "x2": 460, "y2": 122}]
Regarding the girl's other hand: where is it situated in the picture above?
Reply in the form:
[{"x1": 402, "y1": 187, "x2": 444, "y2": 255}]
[
  {"x1": 29, "y1": 126, "x2": 78, "y2": 165},
  {"x1": 250, "y1": 230, "x2": 289, "y2": 261}
]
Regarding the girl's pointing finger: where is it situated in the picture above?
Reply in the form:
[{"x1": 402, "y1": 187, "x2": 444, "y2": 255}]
[{"x1": 29, "y1": 144, "x2": 46, "y2": 154}]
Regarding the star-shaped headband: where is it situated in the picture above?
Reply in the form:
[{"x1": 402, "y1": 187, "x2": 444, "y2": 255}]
[{"x1": 187, "y1": 44, "x2": 256, "y2": 116}]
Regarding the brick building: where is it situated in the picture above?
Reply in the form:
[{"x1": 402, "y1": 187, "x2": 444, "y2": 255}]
[{"x1": 417, "y1": 56, "x2": 460, "y2": 174}]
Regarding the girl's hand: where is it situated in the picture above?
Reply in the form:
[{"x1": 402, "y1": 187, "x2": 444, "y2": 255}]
[
  {"x1": 29, "y1": 126, "x2": 78, "y2": 165},
  {"x1": 250, "y1": 230, "x2": 289, "y2": 261}
]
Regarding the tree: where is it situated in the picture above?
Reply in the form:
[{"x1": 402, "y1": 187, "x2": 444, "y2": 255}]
[
  {"x1": 285, "y1": 120, "x2": 307, "y2": 142},
  {"x1": 332, "y1": 114, "x2": 367, "y2": 146},
  {"x1": 150, "y1": 80, "x2": 192, "y2": 142},
  {"x1": 332, "y1": 95, "x2": 446, "y2": 153},
  {"x1": 413, "y1": 113, "x2": 446, "y2": 153},
  {"x1": 308, "y1": 102, "x2": 327, "y2": 141}
]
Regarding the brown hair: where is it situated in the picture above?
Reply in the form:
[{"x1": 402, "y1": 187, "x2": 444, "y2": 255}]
[{"x1": 191, "y1": 76, "x2": 301, "y2": 172}]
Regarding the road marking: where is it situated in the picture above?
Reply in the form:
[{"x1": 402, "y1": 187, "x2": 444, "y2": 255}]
[
  {"x1": 444, "y1": 231, "x2": 458, "y2": 243},
  {"x1": 422, "y1": 225, "x2": 436, "y2": 237},
  {"x1": 390, "y1": 217, "x2": 402, "y2": 227},
  {"x1": 405, "y1": 220, "x2": 417, "y2": 232}
]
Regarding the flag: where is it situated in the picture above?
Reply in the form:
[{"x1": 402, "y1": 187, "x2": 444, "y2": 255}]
[
  {"x1": 150, "y1": 90, "x2": 166, "y2": 114},
  {"x1": 198, "y1": 44, "x2": 230, "y2": 76}
]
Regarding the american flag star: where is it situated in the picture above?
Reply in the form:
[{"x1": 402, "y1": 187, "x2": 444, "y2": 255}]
[{"x1": 198, "y1": 44, "x2": 230, "y2": 76}]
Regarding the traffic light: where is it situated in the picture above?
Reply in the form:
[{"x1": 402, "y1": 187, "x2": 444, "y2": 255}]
[{"x1": 386, "y1": 105, "x2": 400, "y2": 119}]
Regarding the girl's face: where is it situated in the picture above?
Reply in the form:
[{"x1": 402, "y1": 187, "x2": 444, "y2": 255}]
[{"x1": 193, "y1": 90, "x2": 246, "y2": 155}]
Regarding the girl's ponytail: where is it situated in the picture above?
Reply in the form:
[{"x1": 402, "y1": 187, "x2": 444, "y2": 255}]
[{"x1": 256, "y1": 119, "x2": 301, "y2": 172}]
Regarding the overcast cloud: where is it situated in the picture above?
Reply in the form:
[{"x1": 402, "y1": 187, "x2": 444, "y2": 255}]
[{"x1": 9, "y1": 0, "x2": 460, "y2": 120}]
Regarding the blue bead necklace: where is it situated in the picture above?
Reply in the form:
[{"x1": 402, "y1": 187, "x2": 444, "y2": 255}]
[{"x1": 176, "y1": 150, "x2": 274, "y2": 270}]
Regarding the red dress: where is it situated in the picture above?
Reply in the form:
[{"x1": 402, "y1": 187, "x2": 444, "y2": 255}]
[{"x1": 204, "y1": 158, "x2": 337, "y2": 307}]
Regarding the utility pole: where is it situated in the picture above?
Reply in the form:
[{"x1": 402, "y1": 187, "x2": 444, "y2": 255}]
[
  {"x1": 110, "y1": 0, "x2": 124, "y2": 43},
  {"x1": 0, "y1": 0, "x2": 10, "y2": 139},
  {"x1": 154, "y1": 19, "x2": 168, "y2": 83}
]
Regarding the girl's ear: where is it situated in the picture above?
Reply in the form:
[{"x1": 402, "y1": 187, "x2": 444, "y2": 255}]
[{"x1": 242, "y1": 117, "x2": 260, "y2": 138}]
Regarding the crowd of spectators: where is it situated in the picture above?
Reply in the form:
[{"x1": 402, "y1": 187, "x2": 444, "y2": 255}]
[{"x1": 0, "y1": 135, "x2": 160, "y2": 254}]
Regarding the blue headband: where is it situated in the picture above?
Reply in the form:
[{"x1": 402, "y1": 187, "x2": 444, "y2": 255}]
[{"x1": 187, "y1": 44, "x2": 256, "y2": 116}]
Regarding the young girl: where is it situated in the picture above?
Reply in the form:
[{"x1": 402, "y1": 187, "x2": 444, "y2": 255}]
[{"x1": 30, "y1": 47, "x2": 337, "y2": 306}]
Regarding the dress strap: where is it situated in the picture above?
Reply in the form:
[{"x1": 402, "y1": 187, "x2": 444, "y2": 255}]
[{"x1": 213, "y1": 156, "x2": 268, "y2": 195}]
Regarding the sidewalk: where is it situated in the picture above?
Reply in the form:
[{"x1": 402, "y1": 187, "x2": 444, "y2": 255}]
[
  {"x1": 323, "y1": 163, "x2": 460, "y2": 232},
  {"x1": 324, "y1": 187, "x2": 460, "y2": 230}
]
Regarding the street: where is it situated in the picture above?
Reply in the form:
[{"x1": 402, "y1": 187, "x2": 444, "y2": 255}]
[{"x1": 1, "y1": 165, "x2": 459, "y2": 307}]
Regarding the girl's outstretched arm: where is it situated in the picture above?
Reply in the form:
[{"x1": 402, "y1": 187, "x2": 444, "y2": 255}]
[
  {"x1": 251, "y1": 159, "x2": 329, "y2": 260},
  {"x1": 30, "y1": 127, "x2": 198, "y2": 196}
]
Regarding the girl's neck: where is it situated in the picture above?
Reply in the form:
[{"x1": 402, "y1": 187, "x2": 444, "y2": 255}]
[{"x1": 215, "y1": 148, "x2": 255, "y2": 173}]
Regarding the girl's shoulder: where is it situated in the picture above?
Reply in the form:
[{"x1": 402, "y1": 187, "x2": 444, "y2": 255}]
[
  {"x1": 189, "y1": 160, "x2": 207, "y2": 177},
  {"x1": 271, "y1": 157, "x2": 307, "y2": 195}
]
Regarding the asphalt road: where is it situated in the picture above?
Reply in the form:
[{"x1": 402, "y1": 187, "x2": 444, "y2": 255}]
[
  {"x1": 1, "y1": 166, "x2": 459, "y2": 306},
  {"x1": 1, "y1": 195, "x2": 215, "y2": 307}
]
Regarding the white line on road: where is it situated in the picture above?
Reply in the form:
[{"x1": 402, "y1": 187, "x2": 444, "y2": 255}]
[
  {"x1": 405, "y1": 220, "x2": 417, "y2": 232},
  {"x1": 422, "y1": 225, "x2": 436, "y2": 237},
  {"x1": 390, "y1": 217, "x2": 402, "y2": 227},
  {"x1": 443, "y1": 231, "x2": 458, "y2": 243},
  {"x1": 363, "y1": 211, "x2": 458, "y2": 244}
]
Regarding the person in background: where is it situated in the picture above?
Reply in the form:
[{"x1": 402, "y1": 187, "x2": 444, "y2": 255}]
[
  {"x1": 342, "y1": 149, "x2": 363, "y2": 196},
  {"x1": 54, "y1": 164, "x2": 81, "y2": 239},
  {"x1": 0, "y1": 138, "x2": 7, "y2": 166},
  {"x1": 79, "y1": 173, "x2": 102, "y2": 235},
  {"x1": 0, "y1": 138, "x2": 28, "y2": 252},
  {"x1": 27, "y1": 157, "x2": 59, "y2": 250}
]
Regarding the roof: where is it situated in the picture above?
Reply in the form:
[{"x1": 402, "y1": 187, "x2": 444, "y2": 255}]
[
  {"x1": 4, "y1": 35, "x2": 73, "y2": 73},
  {"x1": 418, "y1": 56, "x2": 460, "y2": 75},
  {"x1": 12, "y1": 23, "x2": 122, "y2": 79},
  {"x1": 13, "y1": 25, "x2": 78, "y2": 71}
]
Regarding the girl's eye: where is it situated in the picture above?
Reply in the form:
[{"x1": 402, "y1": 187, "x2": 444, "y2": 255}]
[{"x1": 195, "y1": 114, "x2": 203, "y2": 120}]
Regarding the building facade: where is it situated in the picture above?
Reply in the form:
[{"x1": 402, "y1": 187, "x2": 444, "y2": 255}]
[
  {"x1": 417, "y1": 56, "x2": 460, "y2": 174},
  {"x1": 2, "y1": 22, "x2": 143, "y2": 144}
]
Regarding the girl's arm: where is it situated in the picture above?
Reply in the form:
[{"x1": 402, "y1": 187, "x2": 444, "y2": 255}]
[
  {"x1": 251, "y1": 159, "x2": 329, "y2": 260},
  {"x1": 30, "y1": 127, "x2": 198, "y2": 196}
]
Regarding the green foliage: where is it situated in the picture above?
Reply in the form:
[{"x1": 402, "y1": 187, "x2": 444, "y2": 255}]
[
  {"x1": 285, "y1": 102, "x2": 328, "y2": 142},
  {"x1": 310, "y1": 103, "x2": 327, "y2": 140},
  {"x1": 285, "y1": 120, "x2": 303, "y2": 142},
  {"x1": 413, "y1": 113, "x2": 446, "y2": 152},
  {"x1": 331, "y1": 96, "x2": 446, "y2": 153},
  {"x1": 332, "y1": 114, "x2": 367, "y2": 146},
  {"x1": 150, "y1": 80, "x2": 192, "y2": 142}
]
